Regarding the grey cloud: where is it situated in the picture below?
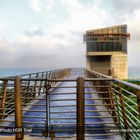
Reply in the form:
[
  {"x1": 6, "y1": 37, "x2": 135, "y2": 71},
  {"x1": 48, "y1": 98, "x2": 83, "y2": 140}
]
[
  {"x1": 128, "y1": 42, "x2": 140, "y2": 67},
  {"x1": 24, "y1": 28, "x2": 44, "y2": 37},
  {"x1": 0, "y1": 41, "x2": 14, "y2": 56},
  {"x1": 130, "y1": 31, "x2": 140, "y2": 42},
  {"x1": 111, "y1": 0, "x2": 140, "y2": 13},
  {"x1": 52, "y1": 34, "x2": 66, "y2": 39},
  {"x1": 108, "y1": 0, "x2": 140, "y2": 21},
  {"x1": 0, "y1": 32, "x2": 85, "y2": 69},
  {"x1": 97, "y1": 0, "x2": 140, "y2": 23}
]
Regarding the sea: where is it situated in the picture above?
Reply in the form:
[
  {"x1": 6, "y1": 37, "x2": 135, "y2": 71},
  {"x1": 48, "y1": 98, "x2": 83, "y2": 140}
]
[
  {"x1": 0, "y1": 68, "x2": 55, "y2": 78},
  {"x1": 0, "y1": 67, "x2": 140, "y2": 79},
  {"x1": 128, "y1": 67, "x2": 140, "y2": 79}
]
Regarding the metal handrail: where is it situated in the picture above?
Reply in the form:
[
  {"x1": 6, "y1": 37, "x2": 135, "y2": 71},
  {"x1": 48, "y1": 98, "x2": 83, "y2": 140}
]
[
  {"x1": 115, "y1": 79, "x2": 140, "y2": 91},
  {"x1": 0, "y1": 68, "x2": 140, "y2": 140},
  {"x1": 86, "y1": 68, "x2": 140, "y2": 140}
]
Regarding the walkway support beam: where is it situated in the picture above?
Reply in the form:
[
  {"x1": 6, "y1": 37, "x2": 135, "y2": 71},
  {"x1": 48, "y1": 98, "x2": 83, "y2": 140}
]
[
  {"x1": 14, "y1": 76, "x2": 23, "y2": 140},
  {"x1": 76, "y1": 77, "x2": 85, "y2": 140}
]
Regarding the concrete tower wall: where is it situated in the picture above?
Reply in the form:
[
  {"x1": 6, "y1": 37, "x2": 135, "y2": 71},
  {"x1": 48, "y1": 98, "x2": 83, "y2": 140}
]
[{"x1": 111, "y1": 54, "x2": 128, "y2": 79}]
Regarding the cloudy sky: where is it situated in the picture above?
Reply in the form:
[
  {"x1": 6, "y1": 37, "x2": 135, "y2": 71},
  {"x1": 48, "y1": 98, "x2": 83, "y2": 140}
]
[{"x1": 0, "y1": 0, "x2": 140, "y2": 70}]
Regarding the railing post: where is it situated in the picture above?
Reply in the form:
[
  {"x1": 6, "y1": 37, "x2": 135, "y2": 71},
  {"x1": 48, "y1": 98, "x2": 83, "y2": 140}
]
[
  {"x1": 27, "y1": 74, "x2": 32, "y2": 101},
  {"x1": 14, "y1": 76, "x2": 23, "y2": 140},
  {"x1": 0, "y1": 80, "x2": 8, "y2": 120},
  {"x1": 38, "y1": 72, "x2": 44, "y2": 95},
  {"x1": 76, "y1": 77, "x2": 85, "y2": 140},
  {"x1": 136, "y1": 90, "x2": 140, "y2": 117},
  {"x1": 43, "y1": 79, "x2": 49, "y2": 137},
  {"x1": 108, "y1": 82, "x2": 118, "y2": 122},
  {"x1": 33, "y1": 73, "x2": 38, "y2": 97},
  {"x1": 118, "y1": 83, "x2": 129, "y2": 140}
]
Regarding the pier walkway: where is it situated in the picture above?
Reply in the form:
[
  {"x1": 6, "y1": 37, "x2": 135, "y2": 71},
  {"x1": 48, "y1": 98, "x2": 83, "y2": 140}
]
[{"x1": 0, "y1": 68, "x2": 140, "y2": 140}]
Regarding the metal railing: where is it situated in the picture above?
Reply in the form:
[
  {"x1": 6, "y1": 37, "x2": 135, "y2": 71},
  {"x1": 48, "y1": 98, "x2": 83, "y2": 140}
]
[
  {"x1": 86, "y1": 68, "x2": 140, "y2": 140},
  {"x1": 0, "y1": 68, "x2": 84, "y2": 139},
  {"x1": 113, "y1": 79, "x2": 140, "y2": 140},
  {"x1": 0, "y1": 68, "x2": 140, "y2": 140}
]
